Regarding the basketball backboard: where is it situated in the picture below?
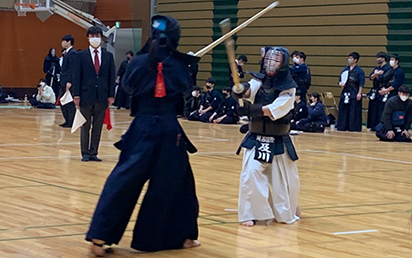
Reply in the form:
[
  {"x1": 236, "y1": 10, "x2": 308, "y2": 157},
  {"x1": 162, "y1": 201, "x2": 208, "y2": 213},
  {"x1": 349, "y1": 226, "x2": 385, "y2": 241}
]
[{"x1": 15, "y1": 0, "x2": 51, "y2": 12}]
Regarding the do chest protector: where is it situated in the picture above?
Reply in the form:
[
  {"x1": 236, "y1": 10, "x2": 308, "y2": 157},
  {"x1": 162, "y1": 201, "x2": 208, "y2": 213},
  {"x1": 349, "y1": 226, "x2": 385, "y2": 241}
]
[{"x1": 249, "y1": 87, "x2": 292, "y2": 136}]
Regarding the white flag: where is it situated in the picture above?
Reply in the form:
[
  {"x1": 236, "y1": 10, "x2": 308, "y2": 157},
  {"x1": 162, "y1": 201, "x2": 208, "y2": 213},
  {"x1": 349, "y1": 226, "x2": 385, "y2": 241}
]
[
  {"x1": 60, "y1": 90, "x2": 73, "y2": 106},
  {"x1": 71, "y1": 107, "x2": 87, "y2": 133}
]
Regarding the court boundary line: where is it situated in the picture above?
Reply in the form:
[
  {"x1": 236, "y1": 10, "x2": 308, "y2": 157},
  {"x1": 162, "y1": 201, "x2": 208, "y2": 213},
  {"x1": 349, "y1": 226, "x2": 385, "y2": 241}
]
[
  {"x1": 333, "y1": 229, "x2": 378, "y2": 235},
  {"x1": 301, "y1": 149, "x2": 412, "y2": 165},
  {"x1": 303, "y1": 201, "x2": 411, "y2": 210}
]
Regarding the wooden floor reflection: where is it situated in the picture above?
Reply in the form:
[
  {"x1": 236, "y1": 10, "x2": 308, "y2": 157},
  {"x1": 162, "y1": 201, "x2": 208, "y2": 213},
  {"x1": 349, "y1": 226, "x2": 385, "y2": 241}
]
[{"x1": 0, "y1": 107, "x2": 411, "y2": 258}]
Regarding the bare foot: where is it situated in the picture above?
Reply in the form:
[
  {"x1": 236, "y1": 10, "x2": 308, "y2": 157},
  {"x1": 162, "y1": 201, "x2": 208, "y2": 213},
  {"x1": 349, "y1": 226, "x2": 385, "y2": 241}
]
[
  {"x1": 183, "y1": 239, "x2": 201, "y2": 249},
  {"x1": 296, "y1": 207, "x2": 301, "y2": 217},
  {"x1": 91, "y1": 245, "x2": 105, "y2": 257},
  {"x1": 241, "y1": 220, "x2": 255, "y2": 227},
  {"x1": 90, "y1": 239, "x2": 106, "y2": 257}
]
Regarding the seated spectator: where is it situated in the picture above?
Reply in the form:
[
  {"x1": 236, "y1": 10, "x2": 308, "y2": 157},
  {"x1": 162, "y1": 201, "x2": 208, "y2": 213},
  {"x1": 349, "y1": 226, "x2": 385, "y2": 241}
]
[
  {"x1": 0, "y1": 84, "x2": 8, "y2": 103},
  {"x1": 185, "y1": 85, "x2": 203, "y2": 118},
  {"x1": 188, "y1": 78, "x2": 222, "y2": 121},
  {"x1": 375, "y1": 85, "x2": 412, "y2": 142},
  {"x1": 30, "y1": 79, "x2": 56, "y2": 109},
  {"x1": 291, "y1": 90, "x2": 308, "y2": 129},
  {"x1": 208, "y1": 87, "x2": 238, "y2": 124},
  {"x1": 293, "y1": 92, "x2": 327, "y2": 132}
]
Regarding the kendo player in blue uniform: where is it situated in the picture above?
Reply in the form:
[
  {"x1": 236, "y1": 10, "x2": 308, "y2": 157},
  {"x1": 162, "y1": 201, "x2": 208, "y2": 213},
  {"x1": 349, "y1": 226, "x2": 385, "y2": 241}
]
[
  {"x1": 290, "y1": 51, "x2": 311, "y2": 103},
  {"x1": 337, "y1": 52, "x2": 365, "y2": 132},
  {"x1": 386, "y1": 54, "x2": 405, "y2": 99},
  {"x1": 367, "y1": 52, "x2": 392, "y2": 130},
  {"x1": 86, "y1": 15, "x2": 201, "y2": 256}
]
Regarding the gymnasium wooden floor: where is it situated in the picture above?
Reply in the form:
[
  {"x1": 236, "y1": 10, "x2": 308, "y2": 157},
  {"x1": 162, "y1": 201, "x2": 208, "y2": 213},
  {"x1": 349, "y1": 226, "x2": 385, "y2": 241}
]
[{"x1": 1, "y1": 107, "x2": 412, "y2": 258}]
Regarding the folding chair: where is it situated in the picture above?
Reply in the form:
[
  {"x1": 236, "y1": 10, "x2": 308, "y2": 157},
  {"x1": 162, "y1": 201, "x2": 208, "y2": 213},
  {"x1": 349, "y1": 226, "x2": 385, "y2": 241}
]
[{"x1": 321, "y1": 92, "x2": 339, "y2": 114}]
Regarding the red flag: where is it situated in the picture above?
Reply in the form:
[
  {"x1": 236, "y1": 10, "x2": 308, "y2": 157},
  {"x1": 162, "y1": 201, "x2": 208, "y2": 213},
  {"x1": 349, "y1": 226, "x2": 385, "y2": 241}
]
[
  {"x1": 155, "y1": 62, "x2": 166, "y2": 98},
  {"x1": 103, "y1": 108, "x2": 112, "y2": 130}
]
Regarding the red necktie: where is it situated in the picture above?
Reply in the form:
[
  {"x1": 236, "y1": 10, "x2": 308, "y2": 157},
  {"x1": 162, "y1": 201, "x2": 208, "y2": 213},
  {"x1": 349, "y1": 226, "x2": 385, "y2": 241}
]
[
  {"x1": 155, "y1": 62, "x2": 166, "y2": 98},
  {"x1": 94, "y1": 49, "x2": 100, "y2": 74}
]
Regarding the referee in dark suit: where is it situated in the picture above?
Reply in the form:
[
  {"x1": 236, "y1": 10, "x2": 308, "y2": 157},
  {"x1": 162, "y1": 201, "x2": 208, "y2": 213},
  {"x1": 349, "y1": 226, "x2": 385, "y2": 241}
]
[
  {"x1": 72, "y1": 26, "x2": 116, "y2": 162},
  {"x1": 60, "y1": 35, "x2": 76, "y2": 127}
]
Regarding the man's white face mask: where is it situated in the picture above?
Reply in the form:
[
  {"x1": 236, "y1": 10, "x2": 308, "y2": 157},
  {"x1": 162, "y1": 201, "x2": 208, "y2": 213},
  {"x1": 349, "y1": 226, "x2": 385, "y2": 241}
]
[
  {"x1": 40, "y1": 82, "x2": 46, "y2": 87},
  {"x1": 389, "y1": 60, "x2": 396, "y2": 67},
  {"x1": 292, "y1": 57, "x2": 300, "y2": 64},
  {"x1": 89, "y1": 37, "x2": 101, "y2": 48},
  {"x1": 400, "y1": 95, "x2": 409, "y2": 102}
]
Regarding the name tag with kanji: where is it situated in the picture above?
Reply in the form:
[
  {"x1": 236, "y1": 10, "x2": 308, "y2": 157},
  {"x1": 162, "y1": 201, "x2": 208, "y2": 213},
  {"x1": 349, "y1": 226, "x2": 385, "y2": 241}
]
[{"x1": 254, "y1": 135, "x2": 276, "y2": 163}]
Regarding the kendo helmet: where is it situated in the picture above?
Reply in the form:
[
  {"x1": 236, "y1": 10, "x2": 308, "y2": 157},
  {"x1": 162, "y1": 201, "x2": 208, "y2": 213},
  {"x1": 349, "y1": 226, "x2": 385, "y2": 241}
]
[
  {"x1": 263, "y1": 47, "x2": 290, "y2": 76},
  {"x1": 136, "y1": 15, "x2": 199, "y2": 66},
  {"x1": 150, "y1": 15, "x2": 181, "y2": 49}
]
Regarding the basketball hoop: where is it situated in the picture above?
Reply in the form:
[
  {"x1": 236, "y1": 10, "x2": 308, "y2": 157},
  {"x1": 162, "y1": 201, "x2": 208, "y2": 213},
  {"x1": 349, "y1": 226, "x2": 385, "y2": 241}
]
[{"x1": 14, "y1": 3, "x2": 36, "y2": 17}]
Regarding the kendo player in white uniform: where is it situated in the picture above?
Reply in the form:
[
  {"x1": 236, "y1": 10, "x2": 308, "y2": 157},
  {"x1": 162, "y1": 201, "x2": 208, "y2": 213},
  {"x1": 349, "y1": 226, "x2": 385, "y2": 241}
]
[{"x1": 234, "y1": 47, "x2": 300, "y2": 227}]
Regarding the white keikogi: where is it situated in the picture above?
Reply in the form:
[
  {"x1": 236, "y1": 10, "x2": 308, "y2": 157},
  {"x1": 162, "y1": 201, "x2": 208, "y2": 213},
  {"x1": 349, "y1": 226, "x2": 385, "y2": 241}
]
[{"x1": 235, "y1": 47, "x2": 300, "y2": 225}]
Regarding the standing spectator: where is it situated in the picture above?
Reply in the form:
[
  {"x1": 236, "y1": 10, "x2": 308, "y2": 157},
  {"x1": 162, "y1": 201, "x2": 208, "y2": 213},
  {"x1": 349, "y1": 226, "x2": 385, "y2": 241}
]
[
  {"x1": 290, "y1": 51, "x2": 311, "y2": 103},
  {"x1": 30, "y1": 79, "x2": 56, "y2": 109},
  {"x1": 384, "y1": 54, "x2": 405, "y2": 99},
  {"x1": 376, "y1": 85, "x2": 412, "y2": 142},
  {"x1": 59, "y1": 35, "x2": 76, "y2": 127},
  {"x1": 114, "y1": 51, "x2": 134, "y2": 110},
  {"x1": 59, "y1": 49, "x2": 66, "y2": 69},
  {"x1": 188, "y1": 78, "x2": 221, "y2": 122},
  {"x1": 337, "y1": 52, "x2": 365, "y2": 132},
  {"x1": 72, "y1": 26, "x2": 116, "y2": 162},
  {"x1": 188, "y1": 51, "x2": 198, "y2": 86},
  {"x1": 43, "y1": 48, "x2": 61, "y2": 100},
  {"x1": 185, "y1": 85, "x2": 203, "y2": 118},
  {"x1": 229, "y1": 55, "x2": 248, "y2": 86},
  {"x1": 367, "y1": 52, "x2": 392, "y2": 130},
  {"x1": 208, "y1": 87, "x2": 238, "y2": 124}
]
